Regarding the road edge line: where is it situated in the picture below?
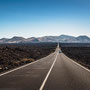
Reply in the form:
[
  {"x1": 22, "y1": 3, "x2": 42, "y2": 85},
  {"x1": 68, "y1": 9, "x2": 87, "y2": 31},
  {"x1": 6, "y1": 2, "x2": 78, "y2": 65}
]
[
  {"x1": 64, "y1": 54, "x2": 90, "y2": 72},
  {"x1": 0, "y1": 60, "x2": 40, "y2": 77},
  {"x1": 0, "y1": 53, "x2": 55, "y2": 77},
  {"x1": 39, "y1": 52, "x2": 58, "y2": 90}
]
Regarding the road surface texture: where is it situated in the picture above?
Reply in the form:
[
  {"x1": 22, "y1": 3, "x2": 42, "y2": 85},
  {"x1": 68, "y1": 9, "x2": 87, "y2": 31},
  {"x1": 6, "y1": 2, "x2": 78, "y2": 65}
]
[{"x1": 0, "y1": 45, "x2": 90, "y2": 90}]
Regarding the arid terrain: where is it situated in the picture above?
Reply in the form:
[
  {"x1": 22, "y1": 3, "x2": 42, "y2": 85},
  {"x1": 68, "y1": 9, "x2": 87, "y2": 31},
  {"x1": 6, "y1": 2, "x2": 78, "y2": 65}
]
[{"x1": 0, "y1": 43, "x2": 57, "y2": 72}]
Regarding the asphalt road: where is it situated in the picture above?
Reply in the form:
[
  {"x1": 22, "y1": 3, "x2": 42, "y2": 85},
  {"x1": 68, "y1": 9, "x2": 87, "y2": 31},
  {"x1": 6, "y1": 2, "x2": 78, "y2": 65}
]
[{"x1": 0, "y1": 45, "x2": 90, "y2": 90}]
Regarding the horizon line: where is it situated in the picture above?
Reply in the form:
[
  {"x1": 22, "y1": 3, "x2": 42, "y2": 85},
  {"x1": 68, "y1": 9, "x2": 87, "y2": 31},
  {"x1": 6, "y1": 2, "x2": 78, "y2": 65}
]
[{"x1": 0, "y1": 34, "x2": 90, "y2": 39}]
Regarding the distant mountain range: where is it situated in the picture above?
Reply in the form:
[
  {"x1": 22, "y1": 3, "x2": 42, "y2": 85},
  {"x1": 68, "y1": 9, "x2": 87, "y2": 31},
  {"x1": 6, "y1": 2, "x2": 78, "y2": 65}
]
[{"x1": 0, "y1": 35, "x2": 90, "y2": 43}]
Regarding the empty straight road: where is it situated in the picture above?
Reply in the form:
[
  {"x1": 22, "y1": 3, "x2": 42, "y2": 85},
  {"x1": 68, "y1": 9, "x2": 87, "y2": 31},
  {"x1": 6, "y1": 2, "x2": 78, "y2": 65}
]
[{"x1": 0, "y1": 45, "x2": 90, "y2": 90}]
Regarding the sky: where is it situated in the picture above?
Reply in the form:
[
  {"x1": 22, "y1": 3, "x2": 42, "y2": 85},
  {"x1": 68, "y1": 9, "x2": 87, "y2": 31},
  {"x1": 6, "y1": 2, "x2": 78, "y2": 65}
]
[{"x1": 0, "y1": 0, "x2": 90, "y2": 38}]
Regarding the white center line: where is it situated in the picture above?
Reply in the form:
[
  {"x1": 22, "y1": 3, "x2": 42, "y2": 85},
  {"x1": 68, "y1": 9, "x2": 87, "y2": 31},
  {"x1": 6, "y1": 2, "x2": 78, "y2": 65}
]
[{"x1": 39, "y1": 52, "x2": 59, "y2": 90}]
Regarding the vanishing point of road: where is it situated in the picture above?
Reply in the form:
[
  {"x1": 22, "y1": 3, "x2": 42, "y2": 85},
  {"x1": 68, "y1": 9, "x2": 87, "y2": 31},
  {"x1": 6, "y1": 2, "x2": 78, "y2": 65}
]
[{"x1": 0, "y1": 44, "x2": 90, "y2": 90}]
